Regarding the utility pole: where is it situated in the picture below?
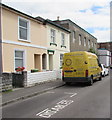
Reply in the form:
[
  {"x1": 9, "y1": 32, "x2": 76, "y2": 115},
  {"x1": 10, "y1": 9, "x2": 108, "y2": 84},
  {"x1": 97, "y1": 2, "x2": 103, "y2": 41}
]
[{"x1": 0, "y1": 1, "x2": 2, "y2": 75}]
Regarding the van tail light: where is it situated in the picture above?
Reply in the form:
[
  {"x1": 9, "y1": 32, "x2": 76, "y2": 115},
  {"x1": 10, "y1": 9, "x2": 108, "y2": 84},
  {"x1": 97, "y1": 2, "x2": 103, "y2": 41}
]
[
  {"x1": 62, "y1": 71, "x2": 64, "y2": 77},
  {"x1": 85, "y1": 70, "x2": 88, "y2": 77}
]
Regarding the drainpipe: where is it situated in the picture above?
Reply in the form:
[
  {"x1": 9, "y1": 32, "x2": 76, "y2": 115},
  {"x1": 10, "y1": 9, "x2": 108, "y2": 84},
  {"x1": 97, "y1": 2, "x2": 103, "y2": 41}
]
[{"x1": 0, "y1": 2, "x2": 3, "y2": 75}]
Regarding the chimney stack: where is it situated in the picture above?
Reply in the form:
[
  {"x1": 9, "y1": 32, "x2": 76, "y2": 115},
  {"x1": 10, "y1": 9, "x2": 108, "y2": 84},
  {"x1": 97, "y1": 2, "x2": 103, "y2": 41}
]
[{"x1": 57, "y1": 16, "x2": 60, "y2": 21}]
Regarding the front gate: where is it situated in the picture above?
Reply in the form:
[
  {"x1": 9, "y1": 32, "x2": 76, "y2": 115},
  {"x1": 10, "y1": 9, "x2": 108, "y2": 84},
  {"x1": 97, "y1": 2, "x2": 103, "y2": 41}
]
[{"x1": 12, "y1": 72, "x2": 24, "y2": 88}]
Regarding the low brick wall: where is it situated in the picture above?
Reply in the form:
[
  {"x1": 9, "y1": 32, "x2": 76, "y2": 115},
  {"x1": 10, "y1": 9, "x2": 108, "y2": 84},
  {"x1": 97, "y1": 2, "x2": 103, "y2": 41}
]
[
  {"x1": 27, "y1": 70, "x2": 62, "y2": 87},
  {"x1": 2, "y1": 73, "x2": 12, "y2": 91},
  {"x1": 0, "y1": 70, "x2": 62, "y2": 89}
]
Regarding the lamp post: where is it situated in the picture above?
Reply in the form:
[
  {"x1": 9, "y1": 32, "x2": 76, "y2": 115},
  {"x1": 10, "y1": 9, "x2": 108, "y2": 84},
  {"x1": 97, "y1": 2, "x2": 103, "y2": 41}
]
[{"x1": 0, "y1": 2, "x2": 3, "y2": 75}]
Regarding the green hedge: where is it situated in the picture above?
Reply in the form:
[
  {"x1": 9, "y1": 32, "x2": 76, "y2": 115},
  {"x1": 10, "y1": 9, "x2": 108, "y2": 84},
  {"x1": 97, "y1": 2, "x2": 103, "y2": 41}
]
[{"x1": 31, "y1": 69, "x2": 39, "y2": 73}]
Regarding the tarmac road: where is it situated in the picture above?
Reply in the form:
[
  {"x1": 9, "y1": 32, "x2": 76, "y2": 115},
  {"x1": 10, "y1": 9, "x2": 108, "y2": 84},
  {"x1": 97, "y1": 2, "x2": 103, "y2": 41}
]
[{"x1": 2, "y1": 71, "x2": 110, "y2": 119}]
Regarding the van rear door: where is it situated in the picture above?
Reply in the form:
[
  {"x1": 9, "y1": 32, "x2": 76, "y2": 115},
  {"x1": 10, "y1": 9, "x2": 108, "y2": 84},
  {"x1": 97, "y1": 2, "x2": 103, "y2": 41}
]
[{"x1": 63, "y1": 54, "x2": 87, "y2": 77}]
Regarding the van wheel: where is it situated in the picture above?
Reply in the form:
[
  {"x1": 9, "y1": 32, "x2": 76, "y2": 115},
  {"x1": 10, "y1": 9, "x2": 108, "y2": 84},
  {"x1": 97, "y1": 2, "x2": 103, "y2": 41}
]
[
  {"x1": 88, "y1": 77, "x2": 93, "y2": 86},
  {"x1": 65, "y1": 82, "x2": 71, "y2": 85},
  {"x1": 98, "y1": 74, "x2": 102, "y2": 81}
]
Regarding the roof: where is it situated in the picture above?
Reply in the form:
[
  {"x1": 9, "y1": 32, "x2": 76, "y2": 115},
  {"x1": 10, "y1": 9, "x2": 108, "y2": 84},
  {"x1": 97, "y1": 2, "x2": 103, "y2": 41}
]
[
  {"x1": 54, "y1": 19, "x2": 97, "y2": 40},
  {"x1": 36, "y1": 17, "x2": 71, "y2": 33},
  {"x1": 1, "y1": 3, "x2": 42, "y2": 24},
  {"x1": 1, "y1": 4, "x2": 70, "y2": 33},
  {"x1": 64, "y1": 51, "x2": 97, "y2": 57},
  {"x1": 46, "y1": 19, "x2": 71, "y2": 33}
]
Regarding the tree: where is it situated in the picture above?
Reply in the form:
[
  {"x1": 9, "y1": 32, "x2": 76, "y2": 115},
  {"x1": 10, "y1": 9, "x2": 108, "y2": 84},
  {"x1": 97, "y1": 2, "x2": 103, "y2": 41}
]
[{"x1": 88, "y1": 48, "x2": 98, "y2": 55}]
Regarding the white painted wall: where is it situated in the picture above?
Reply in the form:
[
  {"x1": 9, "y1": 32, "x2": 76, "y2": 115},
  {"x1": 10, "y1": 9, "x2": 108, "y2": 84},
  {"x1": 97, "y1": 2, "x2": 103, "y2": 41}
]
[
  {"x1": 98, "y1": 49, "x2": 111, "y2": 66},
  {"x1": 46, "y1": 25, "x2": 70, "y2": 70},
  {"x1": 27, "y1": 70, "x2": 62, "y2": 87}
]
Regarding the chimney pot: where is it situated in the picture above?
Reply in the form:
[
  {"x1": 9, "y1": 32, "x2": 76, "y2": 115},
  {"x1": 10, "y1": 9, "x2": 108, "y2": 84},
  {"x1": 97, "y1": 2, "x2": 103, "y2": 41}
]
[{"x1": 57, "y1": 16, "x2": 60, "y2": 21}]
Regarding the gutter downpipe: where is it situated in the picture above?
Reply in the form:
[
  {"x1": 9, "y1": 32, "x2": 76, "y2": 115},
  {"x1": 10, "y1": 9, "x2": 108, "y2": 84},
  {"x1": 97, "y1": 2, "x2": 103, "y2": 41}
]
[{"x1": 0, "y1": 1, "x2": 3, "y2": 75}]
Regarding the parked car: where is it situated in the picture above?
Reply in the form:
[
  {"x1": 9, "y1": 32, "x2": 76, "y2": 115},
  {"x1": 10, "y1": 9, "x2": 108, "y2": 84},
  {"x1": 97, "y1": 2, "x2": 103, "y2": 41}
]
[
  {"x1": 110, "y1": 65, "x2": 112, "y2": 69},
  {"x1": 100, "y1": 64, "x2": 109, "y2": 77}
]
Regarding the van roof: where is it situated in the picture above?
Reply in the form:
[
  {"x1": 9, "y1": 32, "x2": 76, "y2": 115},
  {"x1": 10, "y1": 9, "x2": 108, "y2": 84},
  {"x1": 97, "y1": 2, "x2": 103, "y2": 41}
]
[{"x1": 64, "y1": 51, "x2": 97, "y2": 58}]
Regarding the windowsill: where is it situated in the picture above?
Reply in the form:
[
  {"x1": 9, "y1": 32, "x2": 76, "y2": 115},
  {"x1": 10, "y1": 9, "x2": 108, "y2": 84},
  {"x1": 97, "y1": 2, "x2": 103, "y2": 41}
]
[
  {"x1": 18, "y1": 39, "x2": 31, "y2": 43},
  {"x1": 61, "y1": 45, "x2": 66, "y2": 48},
  {"x1": 50, "y1": 43, "x2": 57, "y2": 46}
]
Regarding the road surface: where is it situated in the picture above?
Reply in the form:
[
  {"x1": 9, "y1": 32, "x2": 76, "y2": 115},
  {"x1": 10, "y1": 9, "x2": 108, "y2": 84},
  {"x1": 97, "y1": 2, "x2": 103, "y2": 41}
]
[{"x1": 2, "y1": 70, "x2": 110, "y2": 118}]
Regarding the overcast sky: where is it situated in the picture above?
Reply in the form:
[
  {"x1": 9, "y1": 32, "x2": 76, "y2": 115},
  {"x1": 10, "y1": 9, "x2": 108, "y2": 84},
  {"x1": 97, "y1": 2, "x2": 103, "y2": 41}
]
[{"x1": 2, "y1": 0, "x2": 111, "y2": 43}]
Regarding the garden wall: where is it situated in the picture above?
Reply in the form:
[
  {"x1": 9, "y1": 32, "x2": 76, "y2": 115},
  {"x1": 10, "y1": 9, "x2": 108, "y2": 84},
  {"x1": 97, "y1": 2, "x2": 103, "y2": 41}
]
[
  {"x1": 2, "y1": 73, "x2": 12, "y2": 91},
  {"x1": 1, "y1": 70, "x2": 62, "y2": 90},
  {"x1": 27, "y1": 70, "x2": 62, "y2": 87}
]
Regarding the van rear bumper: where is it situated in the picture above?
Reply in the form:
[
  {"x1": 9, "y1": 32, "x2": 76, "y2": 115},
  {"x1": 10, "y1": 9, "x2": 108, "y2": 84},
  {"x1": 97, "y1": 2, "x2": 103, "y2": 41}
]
[{"x1": 63, "y1": 77, "x2": 91, "y2": 83}]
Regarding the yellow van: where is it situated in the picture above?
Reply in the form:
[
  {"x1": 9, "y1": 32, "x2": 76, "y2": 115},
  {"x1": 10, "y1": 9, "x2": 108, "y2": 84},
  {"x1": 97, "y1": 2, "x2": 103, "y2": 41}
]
[{"x1": 62, "y1": 51, "x2": 102, "y2": 85}]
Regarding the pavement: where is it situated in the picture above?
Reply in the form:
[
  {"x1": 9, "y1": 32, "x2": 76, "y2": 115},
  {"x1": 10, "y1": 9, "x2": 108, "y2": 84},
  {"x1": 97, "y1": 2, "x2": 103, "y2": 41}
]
[{"x1": 2, "y1": 79, "x2": 64, "y2": 106}]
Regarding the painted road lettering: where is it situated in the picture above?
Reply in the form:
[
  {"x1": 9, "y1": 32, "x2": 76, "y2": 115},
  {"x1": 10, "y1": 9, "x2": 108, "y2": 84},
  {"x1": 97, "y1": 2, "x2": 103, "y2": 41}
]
[{"x1": 36, "y1": 99, "x2": 74, "y2": 118}]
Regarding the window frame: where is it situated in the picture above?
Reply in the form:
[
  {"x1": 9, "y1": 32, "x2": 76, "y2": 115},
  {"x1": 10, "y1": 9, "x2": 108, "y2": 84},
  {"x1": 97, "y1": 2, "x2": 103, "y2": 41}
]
[
  {"x1": 88, "y1": 40, "x2": 91, "y2": 48},
  {"x1": 73, "y1": 31, "x2": 76, "y2": 43},
  {"x1": 84, "y1": 37, "x2": 86, "y2": 46},
  {"x1": 61, "y1": 33, "x2": 65, "y2": 46},
  {"x1": 18, "y1": 17, "x2": 30, "y2": 42},
  {"x1": 92, "y1": 41, "x2": 94, "y2": 47},
  {"x1": 14, "y1": 49, "x2": 26, "y2": 71},
  {"x1": 79, "y1": 34, "x2": 82, "y2": 45},
  {"x1": 50, "y1": 29, "x2": 56, "y2": 44},
  {"x1": 60, "y1": 54, "x2": 64, "y2": 67}
]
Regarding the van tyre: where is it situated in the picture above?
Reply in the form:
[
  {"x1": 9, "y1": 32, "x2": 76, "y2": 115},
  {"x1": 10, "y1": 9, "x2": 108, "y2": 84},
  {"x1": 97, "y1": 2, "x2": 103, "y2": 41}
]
[
  {"x1": 88, "y1": 77, "x2": 93, "y2": 86},
  {"x1": 98, "y1": 74, "x2": 102, "y2": 81},
  {"x1": 65, "y1": 82, "x2": 71, "y2": 85}
]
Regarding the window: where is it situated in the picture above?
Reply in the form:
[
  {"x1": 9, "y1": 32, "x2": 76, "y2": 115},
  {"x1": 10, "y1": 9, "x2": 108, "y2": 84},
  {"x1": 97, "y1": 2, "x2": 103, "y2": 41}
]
[
  {"x1": 51, "y1": 29, "x2": 56, "y2": 43},
  {"x1": 18, "y1": 17, "x2": 30, "y2": 41},
  {"x1": 60, "y1": 54, "x2": 64, "y2": 67},
  {"x1": 92, "y1": 41, "x2": 94, "y2": 47},
  {"x1": 95, "y1": 43, "x2": 97, "y2": 50},
  {"x1": 73, "y1": 31, "x2": 76, "y2": 43},
  {"x1": 79, "y1": 34, "x2": 82, "y2": 45},
  {"x1": 88, "y1": 40, "x2": 91, "y2": 48},
  {"x1": 61, "y1": 33, "x2": 65, "y2": 46},
  {"x1": 84, "y1": 37, "x2": 86, "y2": 46},
  {"x1": 15, "y1": 50, "x2": 24, "y2": 70}
]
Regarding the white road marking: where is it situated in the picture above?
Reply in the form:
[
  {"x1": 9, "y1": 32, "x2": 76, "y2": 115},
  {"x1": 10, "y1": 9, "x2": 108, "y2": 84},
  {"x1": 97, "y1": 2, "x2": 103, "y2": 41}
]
[
  {"x1": 36, "y1": 92, "x2": 77, "y2": 118},
  {"x1": 64, "y1": 92, "x2": 74, "y2": 95},
  {"x1": 36, "y1": 108, "x2": 49, "y2": 116},
  {"x1": 36, "y1": 99, "x2": 74, "y2": 118},
  {"x1": 64, "y1": 92, "x2": 77, "y2": 97},
  {"x1": 70, "y1": 93, "x2": 77, "y2": 97}
]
